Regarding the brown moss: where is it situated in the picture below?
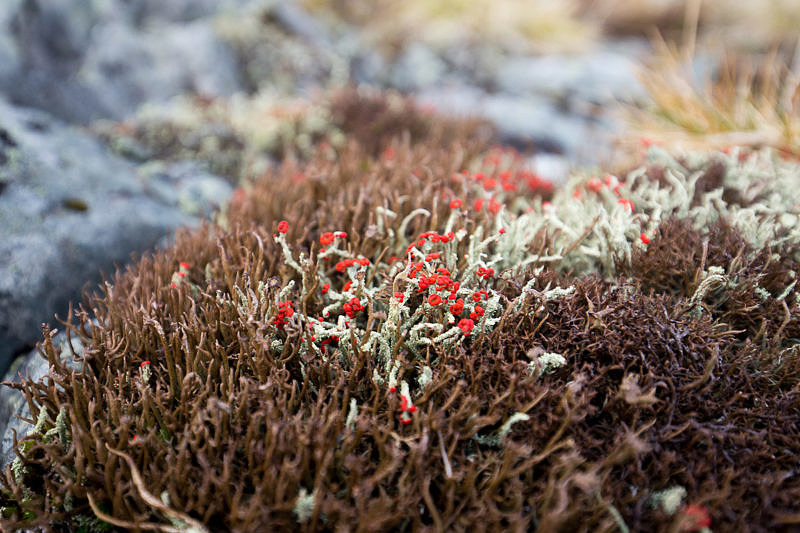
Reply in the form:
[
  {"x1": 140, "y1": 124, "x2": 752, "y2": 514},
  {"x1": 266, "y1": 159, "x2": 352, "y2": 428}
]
[
  {"x1": 2, "y1": 124, "x2": 799, "y2": 532},
  {"x1": 625, "y1": 216, "x2": 800, "y2": 348}
]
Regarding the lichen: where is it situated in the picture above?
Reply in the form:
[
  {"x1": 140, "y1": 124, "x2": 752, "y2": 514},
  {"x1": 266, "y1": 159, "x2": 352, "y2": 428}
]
[
  {"x1": 293, "y1": 487, "x2": 317, "y2": 524},
  {"x1": 648, "y1": 486, "x2": 687, "y2": 515}
]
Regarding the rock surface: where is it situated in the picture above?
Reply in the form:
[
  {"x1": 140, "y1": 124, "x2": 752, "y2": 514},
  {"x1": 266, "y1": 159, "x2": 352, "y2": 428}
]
[
  {"x1": 0, "y1": 0, "x2": 246, "y2": 123},
  {"x1": 0, "y1": 331, "x2": 83, "y2": 468}
]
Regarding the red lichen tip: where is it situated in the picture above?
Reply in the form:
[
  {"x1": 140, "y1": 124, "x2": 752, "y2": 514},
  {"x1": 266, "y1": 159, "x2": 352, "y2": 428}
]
[
  {"x1": 457, "y1": 318, "x2": 475, "y2": 334},
  {"x1": 681, "y1": 504, "x2": 711, "y2": 531},
  {"x1": 179, "y1": 262, "x2": 190, "y2": 269},
  {"x1": 617, "y1": 198, "x2": 634, "y2": 211},
  {"x1": 140, "y1": 361, "x2": 150, "y2": 367},
  {"x1": 640, "y1": 233, "x2": 650, "y2": 245},
  {"x1": 449, "y1": 198, "x2": 462, "y2": 209},
  {"x1": 277, "y1": 220, "x2": 289, "y2": 233},
  {"x1": 320, "y1": 232, "x2": 335, "y2": 245}
]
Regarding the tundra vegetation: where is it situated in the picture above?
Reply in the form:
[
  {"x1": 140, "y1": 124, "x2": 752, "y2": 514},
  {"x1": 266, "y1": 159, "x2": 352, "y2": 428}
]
[{"x1": 2, "y1": 89, "x2": 799, "y2": 531}]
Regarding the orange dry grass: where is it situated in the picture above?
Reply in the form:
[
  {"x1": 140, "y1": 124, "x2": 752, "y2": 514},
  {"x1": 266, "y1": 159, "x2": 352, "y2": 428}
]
[{"x1": 618, "y1": 38, "x2": 800, "y2": 156}]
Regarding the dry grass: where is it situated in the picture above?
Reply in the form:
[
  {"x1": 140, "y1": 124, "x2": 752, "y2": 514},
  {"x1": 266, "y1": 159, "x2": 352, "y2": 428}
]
[{"x1": 616, "y1": 38, "x2": 800, "y2": 157}]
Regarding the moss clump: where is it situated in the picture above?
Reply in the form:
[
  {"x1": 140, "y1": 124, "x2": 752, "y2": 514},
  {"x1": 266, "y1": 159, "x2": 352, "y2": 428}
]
[{"x1": 2, "y1": 107, "x2": 800, "y2": 531}]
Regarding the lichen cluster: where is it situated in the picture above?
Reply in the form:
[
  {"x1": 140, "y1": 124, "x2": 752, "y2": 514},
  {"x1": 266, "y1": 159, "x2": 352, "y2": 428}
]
[{"x1": 2, "y1": 108, "x2": 799, "y2": 531}]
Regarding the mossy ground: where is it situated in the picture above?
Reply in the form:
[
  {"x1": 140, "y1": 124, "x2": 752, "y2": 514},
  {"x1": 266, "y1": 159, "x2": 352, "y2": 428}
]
[{"x1": 2, "y1": 93, "x2": 799, "y2": 532}]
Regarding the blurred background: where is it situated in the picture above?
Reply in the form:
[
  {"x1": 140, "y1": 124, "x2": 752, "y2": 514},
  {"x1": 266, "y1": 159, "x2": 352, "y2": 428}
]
[{"x1": 0, "y1": 0, "x2": 799, "y2": 378}]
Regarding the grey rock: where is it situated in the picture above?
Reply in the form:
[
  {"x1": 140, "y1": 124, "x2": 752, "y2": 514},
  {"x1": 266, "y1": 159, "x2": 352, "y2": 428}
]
[
  {"x1": 79, "y1": 20, "x2": 242, "y2": 118},
  {"x1": 416, "y1": 85, "x2": 615, "y2": 163},
  {"x1": 9, "y1": 0, "x2": 97, "y2": 75},
  {"x1": 118, "y1": 0, "x2": 257, "y2": 25},
  {"x1": 0, "y1": 97, "x2": 232, "y2": 377},
  {"x1": 0, "y1": 331, "x2": 83, "y2": 468},
  {"x1": 220, "y1": 1, "x2": 348, "y2": 93},
  {"x1": 495, "y1": 45, "x2": 646, "y2": 105},
  {"x1": 138, "y1": 160, "x2": 235, "y2": 218},
  {"x1": 269, "y1": 1, "x2": 332, "y2": 49},
  {"x1": 0, "y1": 0, "x2": 245, "y2": 123},
  {"x1": 389, "y1": 43, "x2": 448, "y2": 91}
]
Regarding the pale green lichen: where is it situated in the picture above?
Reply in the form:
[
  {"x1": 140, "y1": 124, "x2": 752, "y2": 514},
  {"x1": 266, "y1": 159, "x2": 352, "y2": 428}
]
[
  {"x1": 345, "y1": 398, "x2": 358, "y2": 431},
  {"x1": 534, "y1": 147, "x2": 800, "y2": 277},
  {"x1": 473, "y1": 412, "x2": 530, "y2": 448},
  {"x1": 776, "y1": 280, "x2": 796, "y2": 301},
  {"x1": 32, "y1": 406, "x2": 48, "y2": 435},
  {"x1": 399, "y1": 381, "x2": 414, "y2": 408},
  {"x1": 293, "y1": 487, "x2": 317, "y2": 524},
  {"x1": 141, "y1": 362, "x2": 152, "y2": 384},
  {"x1": 11, "y1": 456, "x2": 27, "y2": 484},
  {"x1": 56, "y1": 406, "x2": 71, "y2": 453},
  {"x1": 530, "y1": 352, "x2": 567, "y2": 377},
  {"x1": 648, "y1": 485, "x2": 687, "y2": 515},
  {"x1": 688, "y1": 266, "x2": 729, "y2": 310},
  {"x1": 43, "y1": 406, "x2": 71, "y2": 453},
  {"x1": 160, "y1": 491, "x2": 204, "y2": 532},
  {"x1": 417, "y1": 366, "x2": 433, "y2": 389},
  {"x1": 755, "y1": 286, "x2": 772, "y2": 301}
]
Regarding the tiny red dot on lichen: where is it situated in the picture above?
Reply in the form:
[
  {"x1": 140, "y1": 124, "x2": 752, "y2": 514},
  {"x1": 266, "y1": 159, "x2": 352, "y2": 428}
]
[
  {"x1": 457, "y1": 318, "x2": 475, "y2": 334},
  {"x1": 320, "y1": 232, "x2": 335, "y2": 245}
]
